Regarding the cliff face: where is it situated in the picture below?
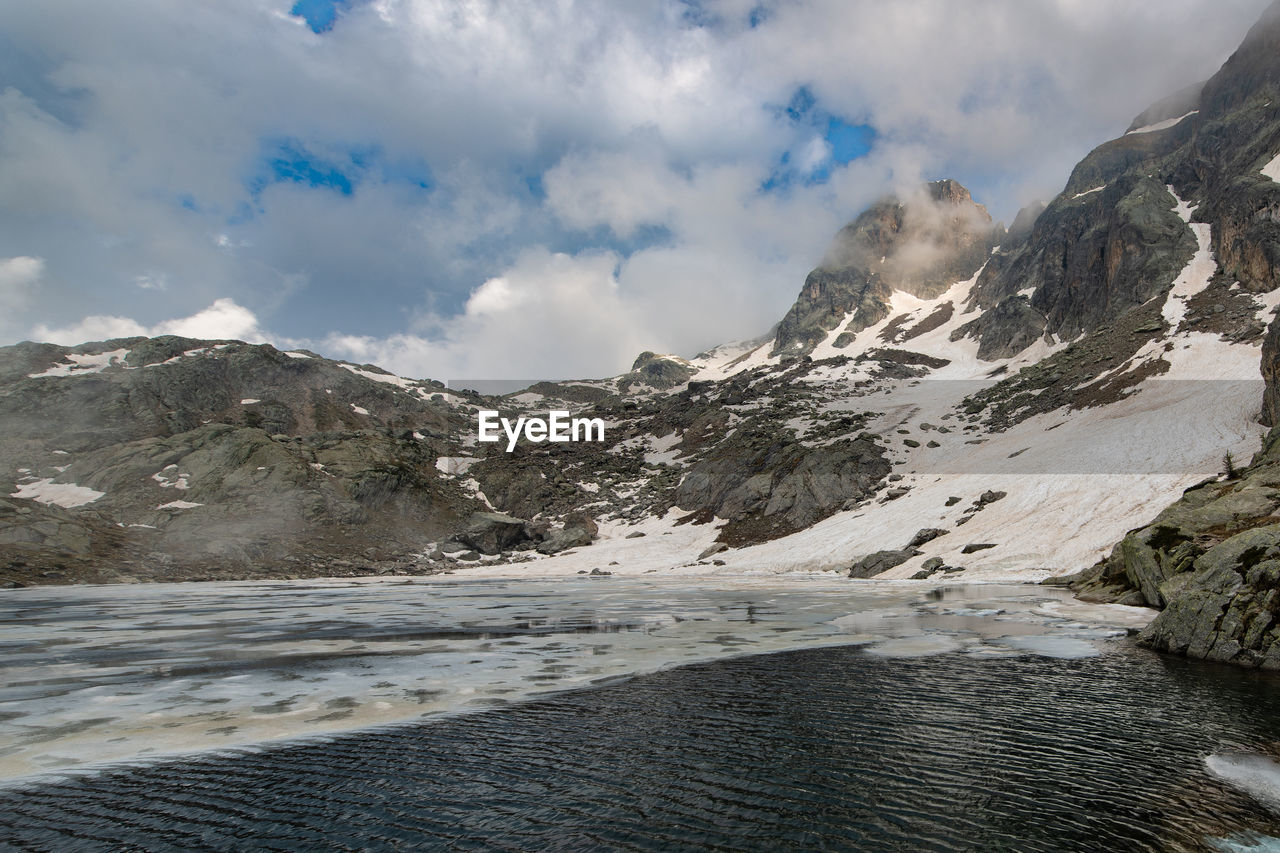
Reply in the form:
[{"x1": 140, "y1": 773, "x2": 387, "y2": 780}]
[
  {"x1": 1056, "y1": 0, "x2": 1280, "y2": 670},
  {"x1": 961, "y1": 175, "x2": 1198, "y2": 359}
]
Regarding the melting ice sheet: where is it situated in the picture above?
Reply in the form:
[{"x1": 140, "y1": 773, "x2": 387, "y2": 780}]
[
  {"x1": 0, "y1": 576, "x2": 1152, "y2": 784},
  {"x1": 1208, "y1": 753, "x2": 1280, "y2": 814}
]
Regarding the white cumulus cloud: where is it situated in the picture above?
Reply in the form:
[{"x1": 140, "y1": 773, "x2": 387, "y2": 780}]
[
  {"x1": 30, "y1": 298, "x2": 269, "y2": 346},
  {"x1": 322, "y1": 249, "x2": 651, "y2": 381}
]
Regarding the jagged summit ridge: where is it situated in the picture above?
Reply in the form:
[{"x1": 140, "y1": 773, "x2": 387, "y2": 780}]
[{"x1": 771, "y1": 178, "x2": 1000, "y2": 358}]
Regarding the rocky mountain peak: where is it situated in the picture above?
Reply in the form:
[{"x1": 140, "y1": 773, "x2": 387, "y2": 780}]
[
  {"x1": 624, "y1": 351, "x2": 696, "y2": 390},
  {"x1": 771, "y1": 178, "x2": 999, "y2": 357},
  {"x1": 927, "y1": 178, "x2": 974, "y2": 205}
]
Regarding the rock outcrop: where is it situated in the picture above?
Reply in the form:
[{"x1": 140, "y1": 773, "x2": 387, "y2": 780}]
[
  {"x1": 623, "y1": 352, "x2": 697, "y2": 390},
  {"x1": 1070, "y1": 429, "x2": 1280, "y2": 669},
  {"x1": 771, "y1": 179, "x2": 1000, "y2": 357},
  {"x1": 0, "y1": 338, "x2": 608, "y2": 582}
]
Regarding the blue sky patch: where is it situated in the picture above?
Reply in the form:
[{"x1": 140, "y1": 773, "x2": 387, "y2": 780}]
[
  {"x1": 762, "y1": 88, "x2": 876, "y2": 192},
  {"x1": 290, "y1": 0, "x2": 359, "y2": 34},
  {"x1": 824, "y1": 118, "x2": 875, "y2": 166},
  {"x1": 245, "y1": 139, "x2": 433, "y2": 204},
  {"x1": 254, "y1": 140, "x2": 355, "y2": 196},
  {"x1": 552, "y1": 222, "x2": 675, "y2": 262}
]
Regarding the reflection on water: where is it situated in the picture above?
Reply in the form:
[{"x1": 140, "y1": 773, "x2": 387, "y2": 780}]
[{"x1": 0, "y1": 576, "x2": 1149, "y2": 783}]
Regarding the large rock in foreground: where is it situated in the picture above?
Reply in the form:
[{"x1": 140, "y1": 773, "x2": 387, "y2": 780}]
[{"x1": 1070, "y1": 430, "x2": 1280, "y2": 669}]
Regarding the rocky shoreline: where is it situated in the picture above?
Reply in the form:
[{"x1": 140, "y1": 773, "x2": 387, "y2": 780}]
[{"x1": 1064, "y1": 427, "x2": 1280, "y2": 670}]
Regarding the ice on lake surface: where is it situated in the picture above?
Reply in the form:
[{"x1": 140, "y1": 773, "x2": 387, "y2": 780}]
[{"x1": 0, "y1": 575, "x2": 1152, "y2": 784}]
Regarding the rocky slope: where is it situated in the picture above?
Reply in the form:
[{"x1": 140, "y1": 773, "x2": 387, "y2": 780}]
[
  {"x1": 1066, "y1": 431, "x2": 1280, "y2": 669},
  {"x1": 0, "y1": 339, "x2": 478, "y2": 582},
  {"x1": 3, "y1": 1, "x2": 1280, "y2": 673}
]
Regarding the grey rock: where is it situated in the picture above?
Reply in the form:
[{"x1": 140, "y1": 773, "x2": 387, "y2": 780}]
[
  {"x1": 624, "y1": 351, "x2": 696, "y2": 389},
  {"x1": 536, "y1": 525, "x2": 595, "y2": 555},
  {"x1": 773, "y1": 180, "x2": 998, "y2": 358},
  {"x1": 675, "y1": 430, "x2": 888, "y2": 547},
  {"x1": 697, "y1": 542, "x2": 729, "y2": 560},
  {"x1": 848, "y1": 548, "x2": 921, "y2": 578},
  {"x1": 961, "y1": 543, "x2": 997, "y2": 554},
  {"x1": 456, "y1": 512, "x2": 534, "y2": 556},
  {"x1": 907, "y1": 528, "x2": 948, "y2": 548}
]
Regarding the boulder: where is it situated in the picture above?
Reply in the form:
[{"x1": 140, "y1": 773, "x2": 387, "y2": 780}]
[
  {"x1": 455, "y1": 512, "x2": 534, "y2": 555},
  {"x1": 848, "y1": 548, "x2": 920, "y2": 578},
  {"x1": 907, "y1": 528, "x2": 948, "y2": 548},
  {"x1": 910, "y1": 556, "x2": 946, "y2": 580},
  {"x1": 536, "y1": 524, "x2": 595, "y2": 555},
  {"x1": 961, "y1": 543, "x2": 997, "y2": 554}
]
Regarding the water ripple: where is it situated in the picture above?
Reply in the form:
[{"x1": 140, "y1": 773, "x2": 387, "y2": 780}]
[{"x1": 2, "y1": 646, "x2": 1280, "y2": 850}]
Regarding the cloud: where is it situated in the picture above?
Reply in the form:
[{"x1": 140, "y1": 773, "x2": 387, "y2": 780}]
[
  {"x1": 31, "y1": 298, "x2": 268, "y2": 346},
  {"x1": 322, "y1": 248, "x2": 650, "y2": 380},
  {"x1": 0, "y1": 255, "x2": 43, "y2": 304},
  {"x1": 29, "y1": 315, "x2": 147, "y2": 346},
  {"x1": 0, "y1": 0, "x2": 1271, "y2": 378},
  {"x1": 154, "y1": 298, "x2": 265, "y2": 340},
  {"x1": 0, "y1": 255, "x2": 44, "y2": 338}
]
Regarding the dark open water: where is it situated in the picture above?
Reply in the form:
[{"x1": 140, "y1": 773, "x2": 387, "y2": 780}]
[{"x1": 2, "y1": 644, "x2": 1280, "y2": 852}]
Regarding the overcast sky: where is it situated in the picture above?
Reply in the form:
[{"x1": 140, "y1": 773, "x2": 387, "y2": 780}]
[{"x1": 0, "y1": 0, "x2": 1270, "y2": 380}]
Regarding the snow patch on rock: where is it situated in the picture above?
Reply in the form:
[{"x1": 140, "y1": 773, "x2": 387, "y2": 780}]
[
  {"x1": 11, "y1": 478, "x2": 105, "y2": 508},
  {"x1": 1261, "y1": 152, "x2": 1280, "y2": 183},
  {"x1": 28, "y1": 349, "x2": 130, "y2": 379},
  {"x1": 157, "y1": 500, "x2": 203, "y2": 510},
  {"x1": 1162, "y1": 186, "x2": 1216, "y2": 327},
  {"x1": 1126, "y1": 110, "x2": 1197, "y2": 135}
]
